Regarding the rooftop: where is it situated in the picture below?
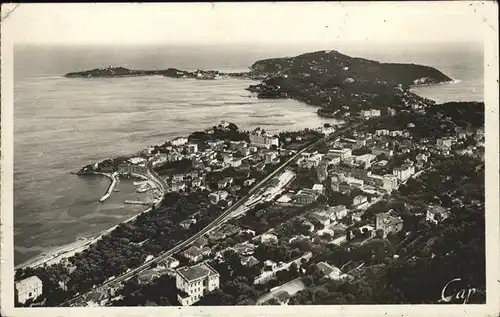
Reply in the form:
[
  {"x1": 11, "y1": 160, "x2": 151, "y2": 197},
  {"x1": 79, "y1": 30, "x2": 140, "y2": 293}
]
[
  {"x1": 15, "y1": 276, "x2": 43, "y2": 291},
  {"x1": 176, "y1": 262, "x2": 219, "y2": 282}
]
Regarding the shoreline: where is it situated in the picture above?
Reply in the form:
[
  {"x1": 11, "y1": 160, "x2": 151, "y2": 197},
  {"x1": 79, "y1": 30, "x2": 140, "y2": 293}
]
[{"x1": 16, "y1": 169, "x2": 164, "y2": 271}]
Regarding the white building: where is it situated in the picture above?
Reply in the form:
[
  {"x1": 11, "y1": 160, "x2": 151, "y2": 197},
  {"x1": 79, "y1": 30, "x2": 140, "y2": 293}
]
[
  {"x1": 392, "y1": 164, "x2": 415, "y2": 182},
  {"x1": 328, "y1": 148, "x2": 352, "y2": 161},
  {"x1": 312, "y1": 184, "x2": 324, "y2": 194},
  {"x1": 171, "y1": 137, "x2": 188, "y2": 147},
  {"x1": 375, "y1": 129, "x2": 390, "y2": 136},
  {"x1": 426, "y1": 205, "x2": 450, "y2": 224},
  {"x1": 229, "y1": 158, "x2": 242, "y2": 168},
  {"x1": 176, "y1": 262, "x2": 220, "y2": 306},
  {"x1": 249, "y1": 129, "x2": 279, "y2": 149},
  {"x1": 15, "y1": 276, "x2": 43, "y2": 304},
  {"x1": 209, "y1": 190, "x2": 229, "y2": 204},
  {"x1": 187, "y1": 143, "x2": 198, "y2": 154},
  {"x1": 353, "y1": 195, "x2": 368, "y2": 206}
]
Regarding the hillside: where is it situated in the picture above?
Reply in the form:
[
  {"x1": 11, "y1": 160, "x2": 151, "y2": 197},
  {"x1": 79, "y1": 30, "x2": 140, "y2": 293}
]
[{"x1": 246, "y1": 50, "x2": 451, "y2": 115}]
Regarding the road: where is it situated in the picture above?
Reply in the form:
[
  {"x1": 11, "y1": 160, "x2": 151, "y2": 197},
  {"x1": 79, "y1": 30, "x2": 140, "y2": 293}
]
[{"x1": 61, "y1": 122, "x2": 361, "y2": 307}]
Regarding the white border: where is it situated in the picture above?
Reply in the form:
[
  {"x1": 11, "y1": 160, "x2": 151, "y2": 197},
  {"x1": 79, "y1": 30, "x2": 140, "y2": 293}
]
[{"x1": 1, "y1": 2, "x2": 499, "y2": 317}]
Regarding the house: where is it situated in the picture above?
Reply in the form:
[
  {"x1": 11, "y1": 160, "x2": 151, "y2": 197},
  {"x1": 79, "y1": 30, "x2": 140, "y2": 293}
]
[
  {"x1": 353, "y1": 195, "x2": 368, "y2": 206},
  {"x1": 312, "y1": 184, "x2": 324, "y2": 194},
  {"x1": 176, "y1": 262, "x2": 220, "y2": 306},
  {"x1": 201, "y1": 247, "x2": 212, "y2": 257},
  {"x1": 436, "y1": 137, "x2": 455, "y2": 151},
  {"x1": 241, "y1": 255, "x2": 260, "y2": 267},
  {"x1": 229, "y1": 158, "x2": 242, "y2": 168},
  {"x1": 426, "y1": 205, "x2": 450, "y2": 224},
  {"x1": 309, "y1": 213, "x2": 331, "y2": 227},
  {"x1": 375, "y1": 212, "x2": 404, "y2": 238},
  {"x1": 244, "y1": 178, "x2": 256, "y2": 187},
  {"x1": 171, "y1": 137, "x2": 188, "y2": 146},
  {"x1": 416, "y1": 153, "x2": 428, "y2": 162},
  {"x1": 218, "y1": 177, "x2": 234, "y2": 189},
  {"x1": 15, "y1": 276, "x2": 43, "y2": 304},
  {"x1": 260, "y1": 233, "x2": 278, "y2": 244},
  {"x1": 316, "y1": 262, "x2": 342, "y2": 280},
  {"x1": 170, "y1": 181, "x2": 186, "y2": 192},
  {"x1": 392, "y1": 164, "x2": 415, "y2": 182},
  {"x1": 182, "y1": 246, "x2": 204, "y2": 263},
  {"x1": 372, "y1": 147, "x2": 393, "y2": 157},
  {"x1": 263, "y1": 259, "x2": 278, "y2": 271},
  {"x1": 186, "y1": 143, "x2": 198, "y2": 154},
  {"x1": 330, "y1": 205, "x2": 348, "y2": 220},
  {"x1": 288, "y1": 234, "x2": 310, "y2": 244},
  {"x1": 233, "y1": 242, "x2": 256, "y2": 256},
  {"x1": 137, "y1": 270, "x2": 160, "y2": 285},
  {"x1": 375, "y1": 129, "x2": 390, "y2": 136},
  {"x1": 209, "y1": 190, "x2": 228, "y2": 204},
  {"x1": 180, "y1": 218, "x2": 197, "y2": 229},
  {"x1": 157, "y1": 256, "x2": 180, "y2": 269}
]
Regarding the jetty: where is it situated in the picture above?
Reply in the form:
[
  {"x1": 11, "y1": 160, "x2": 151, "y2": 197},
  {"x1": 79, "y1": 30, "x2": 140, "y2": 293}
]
[
  {"x1": 124, "y1": 200, "x2": 151, "y2": 205},
  {"x1": 99, "y1": 172, "x2": 119, "y2": 202}
]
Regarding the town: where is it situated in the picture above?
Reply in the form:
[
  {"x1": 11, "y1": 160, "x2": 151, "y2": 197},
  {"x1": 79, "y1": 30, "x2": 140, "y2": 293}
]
[{"x1": 14, "y1": 100, "x2": 485, "y2": 307}]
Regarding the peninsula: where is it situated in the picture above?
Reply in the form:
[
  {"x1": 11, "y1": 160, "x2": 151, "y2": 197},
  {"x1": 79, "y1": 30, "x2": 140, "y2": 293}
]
[{"x1": 63, "y1": 50, "x2": 452, "y2": 118}]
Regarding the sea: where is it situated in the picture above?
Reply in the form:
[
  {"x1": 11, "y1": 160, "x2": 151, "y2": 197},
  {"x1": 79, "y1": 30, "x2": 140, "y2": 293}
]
[{"x1": 12, "y1": 42, "x2": 483, "y2": 267}]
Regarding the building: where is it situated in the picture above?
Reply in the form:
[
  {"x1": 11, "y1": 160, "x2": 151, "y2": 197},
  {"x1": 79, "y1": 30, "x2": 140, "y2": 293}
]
[
  {"x1": 361, "y1": 109, "x2": 381, "y2": 118},
  {"x1": 392, "y1": 164, "x2": 415, "y2": 182},
  {"x1": 260, "y1": 233, "x2": 278, "y2": 244},
  {"x1": 15, "y1": 276, "x2": 43, "y2": 304},
  {"x1": 249, "y1": 128, "x2": 280, "y2": 149},
  {"x1": 186, "y1": 143, "x2": 198, "y2": 154},
  {"x1": 365, "y1": 174, "x2": 398, "y2": 193},
  {"x1": 117, "y1": 164, "x2": 147, "y2": 175},
  {"x1": 354, "y1": 154, "x2": 376, "y2": 168},
  {"x1": 330, "y1": 205, "x2": 348, "y2": 220},
  {"x1": 353, "y1": 195, "x2": 368, "y2": 206},
  {"x1": 328, "y1": 148, "x2": 352, "y2": 160},
  {"x1": 312, "y1": 184, "x2": 324, "y2": 195},
  {"x1": 241, "y1": 255, "x2": 260, "y2": 267},
  {"x1": 416, "y1": 153, "x2": 428, "y2": 162},
  {"x1": 426, "y1": 205, "x2": 450, "y2": 224},
  {"x1": 375, "y1": 129, "x2": 390, "y2": 136},
  {"x1": 171, "y1": 137, "x2": 188, "y2": 147},
  {"x1": 436, "y1": 137, "x2": 454, "y2": 151},
  {"x1": 372, "y1": 147, "x2": 394, "y2": 157},
  {"x1": 389, "y1": 130, "x2": 403, "y2": 137},
  {"x1": 375, "y1": 212, "x2": 404, "y2": 238},
  {"x1": 309, "y1": 213, "x2": 331, "y2": 227},
  {"x1": 218, "y1": 177, "x2": 233, "y2": 189},
  {"x1": 157, "y1": 256, "x2": 180, "y2": 269},
  {"x1": 387, "y1": 107, "x2": 396, "y2": 116},
  {"x1": 229, "y1": 158, "x2": 242, "y2": 168},
  {"x1": 316, "y1": 262, "x2": 342, "y2": 280},
  {"x1": 169, "y1": 180, "x2": 185, "y2": 192},
  {"x1": 176, "y1": 262, "x2": 220, "y2": 306},
  {"x1": 182, "y1": 246, "x2": 204, "y2": 263},
  {"x1": 294, "y1": 189, "x2": 319, "y2": 205}
]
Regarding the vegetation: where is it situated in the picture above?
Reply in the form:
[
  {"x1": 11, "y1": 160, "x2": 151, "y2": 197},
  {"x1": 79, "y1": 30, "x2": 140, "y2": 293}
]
[{"x1": 15, "y1": 191, "x2": 223, "y2": 306}]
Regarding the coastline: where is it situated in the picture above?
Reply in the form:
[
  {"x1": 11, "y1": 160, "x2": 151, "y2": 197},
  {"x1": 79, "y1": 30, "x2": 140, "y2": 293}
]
[{"x1": 16, "y1": 169, "x2": 164, "y2": 270}]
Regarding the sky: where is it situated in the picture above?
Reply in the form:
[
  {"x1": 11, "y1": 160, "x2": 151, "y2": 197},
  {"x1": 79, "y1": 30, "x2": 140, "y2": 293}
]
[{"x1": 1, "y1": 2, "x2": 492, "y2": 46}]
